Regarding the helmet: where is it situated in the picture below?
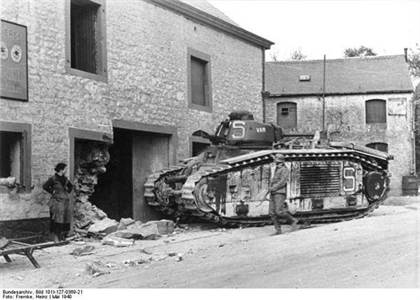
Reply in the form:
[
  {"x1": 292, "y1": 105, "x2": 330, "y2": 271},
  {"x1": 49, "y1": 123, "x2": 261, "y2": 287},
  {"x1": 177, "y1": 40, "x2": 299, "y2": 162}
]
[{"x1": 273, "y1": 154, "x2": 285, "y2": 162}]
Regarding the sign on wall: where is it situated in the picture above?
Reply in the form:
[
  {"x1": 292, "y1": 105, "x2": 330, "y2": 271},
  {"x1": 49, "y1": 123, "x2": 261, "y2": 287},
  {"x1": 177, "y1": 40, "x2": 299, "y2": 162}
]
[
  {"x1": 0, "y1": 20, "x2": 28, "y2": 101},
  {"x1": 388, "y1": 97, "x2": 407, "y2": 116}
]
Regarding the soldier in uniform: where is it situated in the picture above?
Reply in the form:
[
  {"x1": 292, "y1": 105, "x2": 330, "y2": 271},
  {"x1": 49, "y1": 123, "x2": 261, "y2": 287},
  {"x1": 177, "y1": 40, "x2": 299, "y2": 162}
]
[
  {"x1": 269, "y1": 154, "x2": 298, "y2": 235},
  {"x1": 43, "y1": 163, "x2": 74, "y2": 242}
]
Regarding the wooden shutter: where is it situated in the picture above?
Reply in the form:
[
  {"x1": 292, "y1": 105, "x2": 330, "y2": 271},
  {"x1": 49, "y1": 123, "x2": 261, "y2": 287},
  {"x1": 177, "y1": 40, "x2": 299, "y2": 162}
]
[
  {"x1": 277, "y1": 102, "x2": 297, "y2": 129},
  {"x1": 366, "y1": 99, "x2": 386, "y2": 124},
  {"x1": 191, "y1": 57, "x2": 207, "y2": 106},
  {"x1": 71, "y1": 1, "x2": 99, "y2": 73}
]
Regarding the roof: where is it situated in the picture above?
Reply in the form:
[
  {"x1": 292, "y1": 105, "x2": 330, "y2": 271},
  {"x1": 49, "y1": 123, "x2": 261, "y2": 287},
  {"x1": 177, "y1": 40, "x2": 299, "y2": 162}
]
[
  {"x1": 179, "y1": 0, "x2": 238, "y2": 25},
  {"x1": 265, "y1": 55, "x2": 413, "y2": 96},
  {"x1": 147, "y1": 0, "x2": 273, "y2": 49}
]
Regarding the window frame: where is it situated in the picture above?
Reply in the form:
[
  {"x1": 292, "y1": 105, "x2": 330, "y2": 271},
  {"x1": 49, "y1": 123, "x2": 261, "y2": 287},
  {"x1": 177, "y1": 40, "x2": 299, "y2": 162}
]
[
  {"x1": 187, "y1": 48, "x2": 212, "y2": 112},
  {"x1": 0, "y1": 121, "x2": 31, "y2": 191},
  {"x1": 365, "y1": 99, "x2": 387, "y2": 124},
  {"x1": 276, "y1": 101, "x2": 297, "y2": 129},
  {"x1": 65, "y1": 0, "x2": 107, "y2": 82}
]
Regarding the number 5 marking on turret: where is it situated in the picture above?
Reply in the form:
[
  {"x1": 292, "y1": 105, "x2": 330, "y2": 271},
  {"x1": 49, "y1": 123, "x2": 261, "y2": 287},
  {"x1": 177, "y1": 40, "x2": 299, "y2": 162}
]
[{"x1": 231, "y1": 121, "x2": 246, "y2": 139}]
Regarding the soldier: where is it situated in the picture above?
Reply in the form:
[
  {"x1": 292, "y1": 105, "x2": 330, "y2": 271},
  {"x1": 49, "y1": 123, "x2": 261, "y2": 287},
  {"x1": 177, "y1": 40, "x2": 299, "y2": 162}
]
[{"x1": 269, "y1": 154, "x2": 298, "y2": 235}]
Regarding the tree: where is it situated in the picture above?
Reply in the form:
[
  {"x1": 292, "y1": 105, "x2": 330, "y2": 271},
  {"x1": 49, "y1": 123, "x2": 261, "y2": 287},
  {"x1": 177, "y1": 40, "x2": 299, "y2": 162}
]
[
  {"x1": 407, "y1": 44, "x2": 420, "y2": 77},
  {"x1": 290, "y1": 49, "x2": 307, "y2": 61},
  {"x1": 344, "y1": 46, "x2": 377, "y2": 57}
]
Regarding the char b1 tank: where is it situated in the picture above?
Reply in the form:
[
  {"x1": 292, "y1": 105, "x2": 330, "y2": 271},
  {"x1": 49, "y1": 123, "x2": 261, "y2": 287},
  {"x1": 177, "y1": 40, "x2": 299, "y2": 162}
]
[{"x1": 144, "y1": 111, "x2": 392, "y2": 226}]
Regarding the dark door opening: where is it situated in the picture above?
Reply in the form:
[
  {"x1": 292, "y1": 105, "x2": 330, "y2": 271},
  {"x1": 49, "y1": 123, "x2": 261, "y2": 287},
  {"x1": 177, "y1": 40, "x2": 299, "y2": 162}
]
[
  {"x1": 89, "y1": 128, "x2": 133, "y2": 220},
  {"x1": 89, "y1": 128, "x2": 171, "y2": 221}
]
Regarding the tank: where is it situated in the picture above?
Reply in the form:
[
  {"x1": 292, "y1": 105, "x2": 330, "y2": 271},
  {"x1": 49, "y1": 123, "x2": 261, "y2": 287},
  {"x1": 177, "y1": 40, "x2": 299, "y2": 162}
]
[{"x1": 144, "y1": 111, "x2": 392, "y2": 226}]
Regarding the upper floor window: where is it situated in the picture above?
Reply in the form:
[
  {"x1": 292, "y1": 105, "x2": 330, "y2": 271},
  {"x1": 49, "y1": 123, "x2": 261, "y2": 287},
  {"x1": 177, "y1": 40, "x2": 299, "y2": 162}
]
[
  {"x1": 188, "y1": 48, "x2": 212, "y2": 112},
  {"x1": 366, "y1": 142, "x2": 388, "y2": 152},
  {"x1": 277, "y1": 102, "x2": 297, "y2": 129},
  {"x1": 66, "y1": 0, "x2": 107, "y2": 81},
  {"x1": 366, "y1": 99, "x2": 386, "y2": 124}
]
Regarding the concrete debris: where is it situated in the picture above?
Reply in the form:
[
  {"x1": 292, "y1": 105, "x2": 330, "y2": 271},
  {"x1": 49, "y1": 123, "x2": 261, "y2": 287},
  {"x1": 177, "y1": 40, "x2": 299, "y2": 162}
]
[
  {"x1": 0, "y1": 177, "x2": 16, "y2": 187},
  {"x1": 73, "y1": 144, "x2": 111, "y2": 233},
  {"x1": 152, "y1": 254, "x2": 168, "y2": 262},
  {"x1": 74, "y1": 201, "x2": 108, "y2": 229},
  {"x1": 88, "y1": 218, "x2": 119, "y2": 235},
  {"x1": 109, "y1": 219, "x2": 175, "y2": 240},
  {"x1": 70, "y1": 245, "x2": 95, "y2": 256},
  {"x1": 123, "y1": 256, "x2": 152, "y2": 266},
  {"x1": 86, "y1": 261, "x2": 110, "y2": 277},
  {"x1": 176, "y1": 254, "x2": 183, "y2": 262},
  {"x1": 102, "y1": 235, "x2": 134, "y2": 247},
  {"x1": 120, "y1": 218, "x2": 135, "y2": 227}
]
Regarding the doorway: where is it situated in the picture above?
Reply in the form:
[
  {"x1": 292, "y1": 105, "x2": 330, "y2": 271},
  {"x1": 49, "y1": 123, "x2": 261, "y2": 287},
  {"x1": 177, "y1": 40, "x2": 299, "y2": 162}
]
[{"x1": 90, "y1": 126, "x2": 174, "y2": 221}]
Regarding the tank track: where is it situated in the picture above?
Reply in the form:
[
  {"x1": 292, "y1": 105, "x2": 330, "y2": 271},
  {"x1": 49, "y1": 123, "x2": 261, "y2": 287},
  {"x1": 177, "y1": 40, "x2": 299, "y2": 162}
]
[{"x1": 178, "y1": 150, "x2": 388, "y2": 227}]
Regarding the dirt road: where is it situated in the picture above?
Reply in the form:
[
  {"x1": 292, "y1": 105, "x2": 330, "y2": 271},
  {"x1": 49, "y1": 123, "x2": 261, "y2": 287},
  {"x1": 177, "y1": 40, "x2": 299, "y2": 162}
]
[
  {"x1": 1, "y1": 201, "x2": 419, "y2": 288},
  {"x1": 72, "y1": 204, "x2": 420, "y2": 288}
]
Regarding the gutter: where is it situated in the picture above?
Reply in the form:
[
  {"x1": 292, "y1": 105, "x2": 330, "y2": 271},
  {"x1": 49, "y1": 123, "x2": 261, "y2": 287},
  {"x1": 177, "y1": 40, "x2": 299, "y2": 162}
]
[
  {"x1": 146, "y1": 0, "x2": 274, "y2": 49},
  {"x1": 265, "y1": 90, "x2": 414, "y2": 98}
]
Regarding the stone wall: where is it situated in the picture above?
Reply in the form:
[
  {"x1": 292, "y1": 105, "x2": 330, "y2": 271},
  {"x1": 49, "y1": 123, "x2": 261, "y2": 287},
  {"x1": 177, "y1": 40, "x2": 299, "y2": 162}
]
[
  {"x1": 0, "y1": 0, "x2": 265, "y2": 221},
  {"x1": 265, "y1": 93, "x2": 415, "y2": 195}
]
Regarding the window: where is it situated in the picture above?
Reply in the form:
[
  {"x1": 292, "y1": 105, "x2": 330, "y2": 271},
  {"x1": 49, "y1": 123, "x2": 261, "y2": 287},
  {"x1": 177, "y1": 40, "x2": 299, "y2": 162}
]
[
  {"x1": 66, "y1": 0, "x2": 107, "y2": 81},
  {"x1": 0, "y1": 132, "x2": 22, "y2": 179},
  {"x1": 366, "y1": 142, "x2": 388, "y2": 153},
  {"x1": 188, "y1": 48, "x2": 212, "y2": 112},
  {"x1": 277, "y1": 102, "x2": 297, "y2": 129},
  {"x1": 366, "y1": 99, "x2": 386, "y2": 124},
  {"x1": 0, "y1": 122, "x2": 31, "y2": 190},
  {"x1": 192, "y1": 142, "x2": 209, "y2": 156}
]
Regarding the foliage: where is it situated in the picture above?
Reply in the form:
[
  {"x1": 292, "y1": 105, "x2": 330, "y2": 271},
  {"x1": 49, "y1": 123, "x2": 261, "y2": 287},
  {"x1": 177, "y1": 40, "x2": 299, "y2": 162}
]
[
  {"x1": 407, "y1": 45, "x2": 420, "y2": 77},
  {"x1": 344, "y1": 46, "x2": 377, "y2": 57},
  {"x1": 290, "y1": 49, "x2": 307, "y2": 61}
]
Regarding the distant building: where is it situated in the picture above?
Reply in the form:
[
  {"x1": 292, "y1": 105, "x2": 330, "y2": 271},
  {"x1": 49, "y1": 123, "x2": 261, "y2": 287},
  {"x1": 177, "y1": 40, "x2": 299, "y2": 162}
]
[
  {"x1": 264, "y1": 55, "x2": 414, "y2": 195},
  {"x1": 0, "y1": 0, "x2": 273, "y2": 235}
]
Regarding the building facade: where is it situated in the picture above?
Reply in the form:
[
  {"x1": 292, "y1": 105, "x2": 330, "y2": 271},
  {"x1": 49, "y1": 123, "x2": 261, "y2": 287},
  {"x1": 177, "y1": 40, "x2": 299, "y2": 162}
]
[
  {"x1": 0, "y1": 0, "x2": 272, "y2": 232},
  {"x1": 264, "y1": 55, "x2": 414, "y2": 195}
]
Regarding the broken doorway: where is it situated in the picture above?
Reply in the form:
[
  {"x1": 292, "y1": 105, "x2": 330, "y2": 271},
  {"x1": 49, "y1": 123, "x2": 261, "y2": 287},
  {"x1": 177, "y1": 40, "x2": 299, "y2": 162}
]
[{"x1": 90, "y1": 127, "x2": 172, "y2": 222}]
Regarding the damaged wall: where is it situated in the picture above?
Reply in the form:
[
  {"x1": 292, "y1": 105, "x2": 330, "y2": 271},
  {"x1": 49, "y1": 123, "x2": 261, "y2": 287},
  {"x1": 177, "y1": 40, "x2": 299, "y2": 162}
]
[
  {"x1": 0, "y1": 0, "x2": 266, "y2": 224},
  {"x1": 265, "y1": 93, "x2": 415, "y2": 195}
]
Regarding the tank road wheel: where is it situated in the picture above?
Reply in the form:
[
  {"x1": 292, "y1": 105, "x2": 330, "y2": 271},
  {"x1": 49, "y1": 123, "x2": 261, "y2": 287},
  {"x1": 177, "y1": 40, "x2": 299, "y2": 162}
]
[
  {"x1": 193, "y1": 179, "x2": 215, "y2": 213},
  {"x1": 363, "y1": 171, "x2": 388, "y2": 203}
]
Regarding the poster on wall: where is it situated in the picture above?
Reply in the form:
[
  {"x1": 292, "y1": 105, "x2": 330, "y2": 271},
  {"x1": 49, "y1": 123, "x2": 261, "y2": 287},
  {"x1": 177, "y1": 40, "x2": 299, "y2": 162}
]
[{"x1": 0, "y1": 19, "x2": 28, "y2": 101}]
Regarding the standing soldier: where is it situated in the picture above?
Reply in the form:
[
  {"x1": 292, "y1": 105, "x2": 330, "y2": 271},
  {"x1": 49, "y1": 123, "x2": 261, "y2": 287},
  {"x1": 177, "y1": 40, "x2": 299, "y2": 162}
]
[
  {"x1": 269, "y1": 154, "x2": 298, "y2": 235},
  {"x1": 43, "y1": 163, "x2": 74, "y2": 242}
]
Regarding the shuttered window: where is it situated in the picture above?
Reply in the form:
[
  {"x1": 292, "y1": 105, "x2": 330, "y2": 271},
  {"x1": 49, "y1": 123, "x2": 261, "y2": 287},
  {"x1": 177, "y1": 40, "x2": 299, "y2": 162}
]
[
  {"x1": 191, "y1": 57, "x2": 207, "y2": 106},
  {"x1": 366, "y1": 99, "x2": 386, "y2": 124},
  {"x1": 188, "y1": 48, "x2": 212, "y2": 112},
  {"x1": 277, "y1": 102, "x2": 297, "y2": 129},
  {"x1": 67, "y1": 0, "x2": 106, "y2": 81},
  {"x1": 71, "y1": 1, "x2": 99, "y2": 73}
]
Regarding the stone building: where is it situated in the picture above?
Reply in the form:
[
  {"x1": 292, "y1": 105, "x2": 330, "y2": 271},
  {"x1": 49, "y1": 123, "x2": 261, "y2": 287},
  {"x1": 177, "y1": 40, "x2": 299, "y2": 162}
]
[
  {"x1": 264, "y1": 55, "x2": 414, "y2": 195},
  {"x1": 0, "y1": 0, "x2": 273, "y2": 235}
]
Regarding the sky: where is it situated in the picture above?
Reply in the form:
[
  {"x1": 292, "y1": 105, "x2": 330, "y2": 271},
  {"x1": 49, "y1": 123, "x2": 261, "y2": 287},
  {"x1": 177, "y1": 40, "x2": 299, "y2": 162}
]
[{"x1": 208, "y1": 0, "x2": 420, "y2": 61}]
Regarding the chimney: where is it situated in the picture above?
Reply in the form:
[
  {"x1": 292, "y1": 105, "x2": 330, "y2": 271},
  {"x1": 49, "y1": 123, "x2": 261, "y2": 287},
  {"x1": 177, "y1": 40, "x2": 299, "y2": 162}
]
[{"x1": 404, "y1": 48, "x2": 408, "y2": 62}]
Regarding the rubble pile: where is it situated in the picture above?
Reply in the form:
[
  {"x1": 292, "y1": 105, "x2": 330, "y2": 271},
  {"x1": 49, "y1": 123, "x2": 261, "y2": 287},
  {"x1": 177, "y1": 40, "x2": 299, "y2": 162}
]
[
  {"x1": 102, "y1": 219, "x2": 175, "y2": 246},
  {"x1": 71, "y1": 142, "x2": 176, "y2": 245},
  {"x1": 73, "y1": 143, "x2": 111, "y2": 231}
]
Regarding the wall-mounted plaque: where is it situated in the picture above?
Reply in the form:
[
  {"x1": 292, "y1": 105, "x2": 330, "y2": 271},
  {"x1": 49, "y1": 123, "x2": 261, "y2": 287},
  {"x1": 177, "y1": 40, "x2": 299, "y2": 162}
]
[
  {"x1": 388, "y1": 97, "x2": 407, "y2": 116},
  {"x1": 1, "y1": 20, "x2": 28, "y2": 101}
]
